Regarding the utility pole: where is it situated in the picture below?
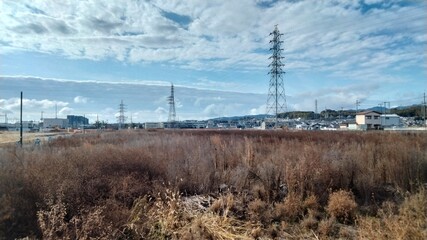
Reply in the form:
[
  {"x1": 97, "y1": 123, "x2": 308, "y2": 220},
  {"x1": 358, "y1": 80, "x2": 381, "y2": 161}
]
[
  {"x1": 40, "y1": 111, "x2": 44, "y2": 132},
  {"x1": 19, "y1": 91, "x2": 23, "y2": 147},
  {"x1": 55, "y1": 103, "x2": 57, "y2": 119},
  {"x1": 383, "y1": 101, "x2": 390, "y2": 114},
  {"x1": 423, "y1": 92, "x2": 426, "y2": 128},
  {"x1": 1, "y1": 113, "x2": 7, "y2": 124},
  {"x1": 315, "y1": 99, "x2": 318, "y2": 119},
  {"x1": 356, "y1": 100, "x2": 360, "y2": 114},
  {"x1": 378, "y1": 103, "x2": 384, "y2": 127},
  {"x1": 266, "y1": 25, "x2": 286, "y2": 128}
]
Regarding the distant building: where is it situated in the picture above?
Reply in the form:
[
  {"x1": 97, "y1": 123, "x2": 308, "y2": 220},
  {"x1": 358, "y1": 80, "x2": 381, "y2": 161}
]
[
  {"x1": 43, "y1": 118, "x2": 68, "y2": 129},
  {"x1": 67, "y1": 115, "x2": 89, "y2": 128},
  {"x1": 356, "y1": 111, "x2": 382, "y2": 130},
  {"x1": 339, "y1": 120, "x2": 358, "y2": 130},
  {"x1": 2, "y1": 121, "x2": 39, "y2": 132},
  {"x1": 380, "y1": 114, "x2": 401, "y2": 127},
  {"x1": 144, "y1": 122, "x2": 164, "y2": 129}
]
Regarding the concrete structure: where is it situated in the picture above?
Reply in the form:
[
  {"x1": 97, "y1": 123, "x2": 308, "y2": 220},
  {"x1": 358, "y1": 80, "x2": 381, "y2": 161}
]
[
  {"x1": 380, "y1": 114, "x2": 401, "y2": 127},
  {"x1": 43, "y1": 118, "x2": 68, "y2": 129},
  {"x1": 356, "y1": 111, "x2": 381, "y2": 130}
]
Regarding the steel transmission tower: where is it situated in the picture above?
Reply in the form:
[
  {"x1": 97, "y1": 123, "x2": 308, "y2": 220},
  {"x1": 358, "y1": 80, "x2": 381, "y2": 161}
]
[
  {"x1": 168, "y1": 83, "x2": 176, "y2": 123},
  {"x1": 117, "y1": 100, "x2": 126, "y2": 130},
  {"x1": 266, "y1": 25, "x2": 287, "y2": 127}
]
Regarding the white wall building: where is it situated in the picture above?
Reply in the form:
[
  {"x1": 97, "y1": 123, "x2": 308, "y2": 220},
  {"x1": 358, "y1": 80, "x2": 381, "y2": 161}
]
[
  {"x1": 43, "y1": 118, "x2": 69, "y2": 129},
  {"x1": 356, "y1": 111, "x2": 382, "y2": 130},
  {"x1": 380, "y1": 114, "x2": 401, "y2": 127}
]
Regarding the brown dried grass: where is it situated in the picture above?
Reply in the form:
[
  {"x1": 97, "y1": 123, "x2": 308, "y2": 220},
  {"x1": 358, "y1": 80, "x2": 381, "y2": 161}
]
[{"x1": 0, "y1": 130, "x2": 426, "y2": 238}]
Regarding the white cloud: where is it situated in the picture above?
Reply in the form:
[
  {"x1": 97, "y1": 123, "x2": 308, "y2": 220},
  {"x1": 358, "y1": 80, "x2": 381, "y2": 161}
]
[
  {"x1": 0, "y1": 98, "x2": 68, "y2": 112},
  {"x1": 202, "y1": 103, "x2": 244, "y2": 118},
  {"x1": 58, "y1": 107, "x2": 74, "y2": 116},
  {"x1": 154, "y1": 107, "x2": 167, "y2": 121},
  {"x1": 249, "y1": 104, "x2": 267, "y2": 115},
  {"x1": 0, "y1": 0, "x2": 424, "y2": 83},
  {"x1": 74, "y1": 96, "x2": 88, "y2": 103}
]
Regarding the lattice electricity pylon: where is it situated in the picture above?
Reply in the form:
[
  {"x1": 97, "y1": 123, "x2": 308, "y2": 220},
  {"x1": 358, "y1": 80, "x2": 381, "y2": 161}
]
[
  {"x1": 168, "y1": 83, "x2": 176, "y2": 123},
  {"x1": 266, "y1": 25, "x2": 287, "y2": 127},
  {"x1": 117, "y1": 100, "x2": 127, "y2": 130}
]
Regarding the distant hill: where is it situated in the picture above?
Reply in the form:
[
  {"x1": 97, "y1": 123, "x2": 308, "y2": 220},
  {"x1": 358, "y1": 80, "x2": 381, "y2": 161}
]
[
  {"x1": 390, "y1": 104, "x2": 425, "y2": 118},
  {"x1": 366, "y1": 104, "x2": 425, "y2": 118},
  {"x1": 206, "y1": 104, "x2": 425, "y2": 121},
  {"x1": 208, "y1": 114, "x2": 272, "y2": 121},
  {"x1": 367, "y1": 106, "x2": 386, "y2": 113}
]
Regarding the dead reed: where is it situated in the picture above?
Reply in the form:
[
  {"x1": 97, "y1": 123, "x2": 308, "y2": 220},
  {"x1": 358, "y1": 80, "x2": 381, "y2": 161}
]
[{"x1": 0, "y1": 130, "x2": 426, "y2": 239}]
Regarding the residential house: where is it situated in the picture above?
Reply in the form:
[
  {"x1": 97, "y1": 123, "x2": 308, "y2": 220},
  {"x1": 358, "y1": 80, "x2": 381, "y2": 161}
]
[{"x1": 355, "y1": 111, "x2": 382, "y2": 130}]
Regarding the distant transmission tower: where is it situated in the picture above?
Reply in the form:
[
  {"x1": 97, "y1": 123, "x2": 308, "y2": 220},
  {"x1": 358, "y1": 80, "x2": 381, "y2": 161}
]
[
  {"x1": 168, "y1": 83, "x2": 176, "y2": 123},
  {"x1": 117, "y1": 100, "x2": 126, "y2": 130},
  {"x1": 266, "y1": 25, "x2": 287, "y2": 127}
]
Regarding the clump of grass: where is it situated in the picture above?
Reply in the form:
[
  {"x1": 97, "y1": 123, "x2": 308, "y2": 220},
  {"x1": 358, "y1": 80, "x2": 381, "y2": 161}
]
[
  {"x1": 357, "y1": 188, "x2": 427, "y2": 239},
  {"x1": 37, "y1": 192, "x2": 114, "y2": 239},
  {"x1": 326, "y1": 190, "x2": 358, "y2": 223},
  {"x1": 248, "y1": 198, "x2": 271, "y2": 224},
  {"x1": 273, "y1": 194, "x2": 304, "y2": 223},
  {"x1": 126, "y1": 188, "x2": 254, "y2": 239},
  {"x1": 317, "y1": 217, "x2": 337, "y2": 237}
]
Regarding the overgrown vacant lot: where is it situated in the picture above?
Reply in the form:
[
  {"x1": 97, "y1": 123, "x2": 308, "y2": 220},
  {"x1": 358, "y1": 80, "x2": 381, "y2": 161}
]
[{"x1": 1, "y1": 130, "x2": 426, "y2": 239}]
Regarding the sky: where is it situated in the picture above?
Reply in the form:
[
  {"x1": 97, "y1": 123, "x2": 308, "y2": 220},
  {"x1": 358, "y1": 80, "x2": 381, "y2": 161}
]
[{"x1": 0, "y1": 0, "x2": 426, "y2": 123}]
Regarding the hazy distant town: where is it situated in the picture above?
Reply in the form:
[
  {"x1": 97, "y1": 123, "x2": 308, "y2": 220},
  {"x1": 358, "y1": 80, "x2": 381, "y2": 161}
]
[{"x1": 1, "y1": 104, "x2": 425, "y2": 133}]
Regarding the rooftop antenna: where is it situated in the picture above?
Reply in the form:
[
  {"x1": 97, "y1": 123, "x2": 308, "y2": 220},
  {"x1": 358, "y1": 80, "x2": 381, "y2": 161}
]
[
  {"x1": 168, "y1": 83, "x2": 176, "y2": 123},
  {"x1": 266, "y1": 25, "x2": 286, "y2": 128}
]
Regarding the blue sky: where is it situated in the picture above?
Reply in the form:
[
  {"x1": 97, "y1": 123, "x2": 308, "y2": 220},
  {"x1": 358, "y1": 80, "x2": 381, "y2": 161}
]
[{"x1": 0, "y1": 0, "x2": 426, "y2": 123}]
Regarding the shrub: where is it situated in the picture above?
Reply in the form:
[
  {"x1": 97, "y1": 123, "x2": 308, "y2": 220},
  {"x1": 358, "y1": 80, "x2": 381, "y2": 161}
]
[
  {"x1": 326, "y1": 190, "x2": 357, "y2": 223},
  {"x1": 248, "y1": 198, "x2": 271, "y2": 224},
  {"x1": 357, "y1": 188, "x2": 427, "y2": 239},
  {"x1": 0, "y1": 130, "x2": 426, "y2": 238},
  {"x1": 273, "y1": 194, "x2": 303, "y2": 222}
]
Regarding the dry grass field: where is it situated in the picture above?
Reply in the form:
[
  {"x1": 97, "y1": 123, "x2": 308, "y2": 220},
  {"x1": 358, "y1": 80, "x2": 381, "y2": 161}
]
[
  {"x1": 0, "y1": 130, "x2": 426, "y2": 239},
  {"x1": 0, "y1": 131, "x2": 70, "y2": 145}
]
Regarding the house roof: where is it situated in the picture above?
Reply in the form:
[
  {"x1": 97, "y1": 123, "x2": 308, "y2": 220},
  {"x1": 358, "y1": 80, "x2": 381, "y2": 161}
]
[
  {"x1": 356, "y1": 111, "x2": 381, "y2": 115},
  {"x1": 340, "y1": 120, "x2": 356, "y2": 124}
]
